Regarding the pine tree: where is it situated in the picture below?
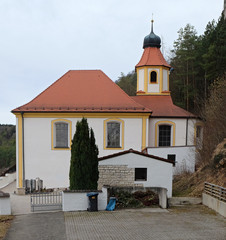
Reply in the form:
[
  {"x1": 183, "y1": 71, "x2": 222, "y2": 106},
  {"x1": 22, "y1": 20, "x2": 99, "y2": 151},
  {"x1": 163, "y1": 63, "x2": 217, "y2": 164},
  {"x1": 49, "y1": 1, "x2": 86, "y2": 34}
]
[{"x1": 69, "y1": 118, "x2": 99, "y2": 190}]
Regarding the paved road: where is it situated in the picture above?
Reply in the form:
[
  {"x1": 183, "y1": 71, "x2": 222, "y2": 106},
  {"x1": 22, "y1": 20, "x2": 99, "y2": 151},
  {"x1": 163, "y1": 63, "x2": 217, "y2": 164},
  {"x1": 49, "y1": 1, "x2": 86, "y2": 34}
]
[{"x1": 4, "y1": 206, "x2": 226, "y2": 240}]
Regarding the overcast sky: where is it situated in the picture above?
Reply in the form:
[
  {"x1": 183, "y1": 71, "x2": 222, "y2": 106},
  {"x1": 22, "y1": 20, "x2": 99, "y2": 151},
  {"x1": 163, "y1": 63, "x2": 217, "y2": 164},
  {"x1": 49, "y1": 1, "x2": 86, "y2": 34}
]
[{"x1": 0, "y1": 0, "x2": 223, "y2": 124}]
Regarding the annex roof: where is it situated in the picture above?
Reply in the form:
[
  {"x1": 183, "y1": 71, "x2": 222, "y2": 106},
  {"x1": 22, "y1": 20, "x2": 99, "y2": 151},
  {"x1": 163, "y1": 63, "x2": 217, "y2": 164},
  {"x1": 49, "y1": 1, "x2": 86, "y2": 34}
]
[
  {"x1": 98, "y1": 148, "x2": 175, "y2": 165},
  {"x1": 136, "y1": 47, "x2": 171, "y2": 69},
  {"x1": 12, "y1": 70, "x2": 151, "y2": 114},
  {"x1": 131, "y1": 95, "x2": 196, "y2": 118}
]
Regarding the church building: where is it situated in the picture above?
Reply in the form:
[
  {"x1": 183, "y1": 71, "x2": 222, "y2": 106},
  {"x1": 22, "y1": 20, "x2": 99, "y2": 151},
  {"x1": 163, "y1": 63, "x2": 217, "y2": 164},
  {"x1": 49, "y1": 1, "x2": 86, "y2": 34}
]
[{"x1": 12, "y1": 21, "x2": 202, "y2": 194}]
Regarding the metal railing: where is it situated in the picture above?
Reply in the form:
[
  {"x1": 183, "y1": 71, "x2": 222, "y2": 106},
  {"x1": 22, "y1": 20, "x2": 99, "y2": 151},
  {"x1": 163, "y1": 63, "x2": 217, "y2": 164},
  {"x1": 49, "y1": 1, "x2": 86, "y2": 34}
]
[
  {"x1": 204, "y1": 182, "x2": 226, "y2": 202},
  {"x1": 31, "y1": 192, "x2": 62, "y2": 212}
]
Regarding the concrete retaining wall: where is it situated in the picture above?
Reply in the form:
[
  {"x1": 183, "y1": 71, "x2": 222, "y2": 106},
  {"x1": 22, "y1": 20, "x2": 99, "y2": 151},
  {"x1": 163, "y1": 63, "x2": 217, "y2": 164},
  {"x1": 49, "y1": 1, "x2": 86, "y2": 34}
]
[
  {"x1": 0, "y1": 172, "x2": 16, "y2": 189},
  {"x1": 202, "y1": 193, "x2": 226, "y2": 217},
  {"x1": 62, "y1": 187, "x2": 108, "y2": 211},
  {"x1": 168, "y1": 197, "x2": 202, "y2": 206}
]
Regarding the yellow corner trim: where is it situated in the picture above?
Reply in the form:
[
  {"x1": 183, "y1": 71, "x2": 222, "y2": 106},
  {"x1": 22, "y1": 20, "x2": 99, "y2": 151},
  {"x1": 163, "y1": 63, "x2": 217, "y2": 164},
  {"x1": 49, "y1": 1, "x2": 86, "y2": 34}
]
[
  {"x1": 155, "y1": 120, "x2": 175, "y2": 147},
  {"x1": 17, "y1": 115, "x2": 23, "y2": 188},
  {"x1": 103, "y1": 118, "x2": 124, "y2": 150},
  {"x1": 51, "y1": 119, "x2": 72, "y2": 150},
  {"x1": 142, "y1": 117, "x2": 148, "y2": 150}
]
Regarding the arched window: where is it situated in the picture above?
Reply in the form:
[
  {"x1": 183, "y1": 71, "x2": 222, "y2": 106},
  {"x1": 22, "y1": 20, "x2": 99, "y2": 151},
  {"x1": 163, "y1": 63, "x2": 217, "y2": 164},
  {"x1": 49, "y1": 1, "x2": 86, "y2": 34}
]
[
  {"x1": 107, "y1": 122, "x2": 120, "y2": 148},
  {"x1": 51, "y1": 119, "x2": 72, "y2": 149},
  {"x1": 104, "y1": 118, "x2": 124, "y2": 149},
  {"x1": 150, "y1": 71, "x2": 157, "y2": 83},
  {"x1": 159, "y1": 125, "x2": 171, "y2": 146},
  {"x1": 55, "y1": 122, "x2": 68, "y2": 148},
  {"x1": 155, "y1": 121, "x2": 175, "y2": 147}
]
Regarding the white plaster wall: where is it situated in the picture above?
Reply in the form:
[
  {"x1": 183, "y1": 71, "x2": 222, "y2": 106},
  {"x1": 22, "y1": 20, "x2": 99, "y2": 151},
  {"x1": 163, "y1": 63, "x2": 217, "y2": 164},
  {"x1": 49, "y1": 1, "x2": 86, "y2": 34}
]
[
  {"x1": 99, "y1": 153, "x2": 173, "y2": 197},
  {"x1": 138, "y1": 69, "x2": 144, "y2": 91},
  {"x1": 149, "y1": 118, "x2": 188, "y2": 147},
  {"x1": 147, "y1": 68, "x2": 160, "y2": 93},
  {"x1": 162, "y1": 69, "x2": 168, "y2": 91},
  {"x1": 187, "y1": 119, "x2": 197, "y2": 145},
  {"x1": 0, "y1": 197, "x2": 11, "y2": 215},
  {"x1": 147, "y1": 146, "x2": 196, "y2": 174},
  {"x1": 62, "y1": 187, "x2": 108, "y2": 211},
  {"x1": 23, "y1": 117, "x2": 143, "y2": 188}
]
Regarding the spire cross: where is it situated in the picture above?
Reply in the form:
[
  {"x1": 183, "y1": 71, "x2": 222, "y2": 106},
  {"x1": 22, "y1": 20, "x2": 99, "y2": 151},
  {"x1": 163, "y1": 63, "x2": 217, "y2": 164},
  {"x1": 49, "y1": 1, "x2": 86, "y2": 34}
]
[{"x1": 151, "y1": 14, "x2": 154, "y2": 33}]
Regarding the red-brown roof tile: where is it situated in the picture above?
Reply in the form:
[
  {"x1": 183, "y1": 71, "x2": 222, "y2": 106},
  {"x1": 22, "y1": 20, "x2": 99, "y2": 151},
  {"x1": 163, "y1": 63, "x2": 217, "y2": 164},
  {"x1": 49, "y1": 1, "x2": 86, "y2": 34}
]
[
  {"x1": 131, "y1": 95, "x2": 196, "y2": 118},
  {"x1": 12, "y1": 70, "x2": 151, "y2": 113},
  {"x1": 136, "y1": 47, "x2": 171, "y2": 69}
]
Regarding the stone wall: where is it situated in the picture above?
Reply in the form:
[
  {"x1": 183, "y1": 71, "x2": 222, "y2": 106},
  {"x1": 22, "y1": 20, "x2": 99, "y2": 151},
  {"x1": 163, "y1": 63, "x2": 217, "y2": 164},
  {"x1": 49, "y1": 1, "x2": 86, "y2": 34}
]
[{"x1": 98, "y1": 165, "x2": 142, "y2": 189}]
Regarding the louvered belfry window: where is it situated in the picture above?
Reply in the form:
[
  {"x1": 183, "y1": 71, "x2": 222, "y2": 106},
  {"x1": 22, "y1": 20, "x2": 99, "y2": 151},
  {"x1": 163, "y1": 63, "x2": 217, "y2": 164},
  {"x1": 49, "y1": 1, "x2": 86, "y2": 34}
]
[
  {"x1": 55, "y1": 122, "x2": 68, "y2": 148},
  {"x1": 159, "y1": 125, "x2": 171, "y2": 146},
  {"x1": 107, "y1": 122, "x2": 120, "y2": 148}
]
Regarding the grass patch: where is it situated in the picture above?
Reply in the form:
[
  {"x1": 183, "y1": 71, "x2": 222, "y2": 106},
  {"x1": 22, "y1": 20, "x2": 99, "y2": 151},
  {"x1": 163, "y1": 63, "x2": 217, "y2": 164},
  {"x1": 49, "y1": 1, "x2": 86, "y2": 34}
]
[{"x1": 0, "y1": 215, "x2": 14, "y2": 240}]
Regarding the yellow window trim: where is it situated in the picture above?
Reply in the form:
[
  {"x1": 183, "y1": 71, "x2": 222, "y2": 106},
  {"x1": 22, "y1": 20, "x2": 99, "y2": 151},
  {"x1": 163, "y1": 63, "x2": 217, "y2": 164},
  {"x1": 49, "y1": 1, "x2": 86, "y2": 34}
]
[
  {"x1": 51, "y1": 119, "x2": 72, "y2": 150},
  {"x1": 103, "y1": 118, "x2": 124, "y2": 150},
  {"x1": 149, "y1": 70, "x2": 158, "y2": 84},
  {"x1": 155, "y1": 120, "x2": 175, "y2": 147}
]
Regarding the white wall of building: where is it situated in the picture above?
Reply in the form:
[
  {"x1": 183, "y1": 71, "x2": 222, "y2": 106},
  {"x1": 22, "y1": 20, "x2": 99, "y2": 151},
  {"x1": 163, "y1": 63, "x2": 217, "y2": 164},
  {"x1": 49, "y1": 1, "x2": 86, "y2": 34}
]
[
  {"x1": 149, "y1": 118, "x2": 197, "y2": 147},
  {"x1": 147, "y1": 146, "x2": 196, "y2": 174},
  {"x1": 99, "y1": 152, "x2": 173, "y2": 197},
  {"x1": 162, "y1": 69, "x2": 168, "y2": 91},
  {"x1": 138, "y1": 69, "x2": 144, "y2": 91},
  {"x1": 147, "y1": 68, "x2": 160, "y2": 93},
  {"x1": 22, "y1": 116, "x2": 143, "y2": 189}
]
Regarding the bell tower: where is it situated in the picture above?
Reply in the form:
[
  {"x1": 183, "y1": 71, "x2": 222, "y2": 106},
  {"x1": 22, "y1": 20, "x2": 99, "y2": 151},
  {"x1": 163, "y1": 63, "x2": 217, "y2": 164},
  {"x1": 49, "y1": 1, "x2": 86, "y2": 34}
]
[{"x1": 135, "y1": 20, "x2": 171, "y2": 95}]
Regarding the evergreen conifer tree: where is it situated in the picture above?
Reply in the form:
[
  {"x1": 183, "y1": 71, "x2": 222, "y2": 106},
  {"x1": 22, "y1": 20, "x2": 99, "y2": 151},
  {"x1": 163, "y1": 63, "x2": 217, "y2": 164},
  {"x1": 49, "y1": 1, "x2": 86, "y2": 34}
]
[{"x1": 69, "y1": 118, "x2": 99, "y2": 190}]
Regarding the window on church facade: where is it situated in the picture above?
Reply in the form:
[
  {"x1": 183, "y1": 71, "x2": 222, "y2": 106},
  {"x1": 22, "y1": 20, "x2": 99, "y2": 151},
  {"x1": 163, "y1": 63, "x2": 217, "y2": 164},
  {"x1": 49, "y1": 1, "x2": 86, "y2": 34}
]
[
  {"x1": 107, "y1": 122, "x2": 120, "y2": 148},
  {"x1": 55, "y1": 122, "x2": 69, "y2": 148},
  {"x1": 150, "y1": 71, "x2": 157, "y2": 83},
  {"x1": 159, "y1": 125, "x2": 171, "y2": 146}
]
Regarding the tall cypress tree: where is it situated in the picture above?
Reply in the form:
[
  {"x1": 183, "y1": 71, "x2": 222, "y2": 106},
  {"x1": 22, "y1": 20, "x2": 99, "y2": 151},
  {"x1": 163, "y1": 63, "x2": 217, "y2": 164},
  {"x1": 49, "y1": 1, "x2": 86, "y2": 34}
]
[{"x1": 69, "y1": 118, "x2": 99, "y2": 190}]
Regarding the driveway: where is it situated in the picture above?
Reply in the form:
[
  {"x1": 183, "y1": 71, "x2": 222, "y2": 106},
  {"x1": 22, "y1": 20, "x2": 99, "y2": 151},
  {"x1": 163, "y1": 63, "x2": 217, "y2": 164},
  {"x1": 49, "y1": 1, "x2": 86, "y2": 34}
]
[{"x1": 4, "y1": 206, "x2": 226, "y2": 240}]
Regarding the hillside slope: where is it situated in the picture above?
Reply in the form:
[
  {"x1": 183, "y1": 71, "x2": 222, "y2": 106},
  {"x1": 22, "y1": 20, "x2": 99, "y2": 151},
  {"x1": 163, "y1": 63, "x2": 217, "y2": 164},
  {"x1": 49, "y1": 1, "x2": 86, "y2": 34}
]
[
  {"x1": 173, "y1": 139, "x2": 226, "y2": 197},
  {"x1": 0, "y1": 124, "x2": 16, "y2": 173}
]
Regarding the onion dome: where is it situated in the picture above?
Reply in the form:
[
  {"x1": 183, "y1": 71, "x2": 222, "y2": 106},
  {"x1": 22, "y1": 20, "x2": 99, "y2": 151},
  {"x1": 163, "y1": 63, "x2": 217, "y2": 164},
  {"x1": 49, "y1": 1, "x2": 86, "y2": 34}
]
[{"x1": 143, "y1": 20, "x2": 161, "y2": 49}]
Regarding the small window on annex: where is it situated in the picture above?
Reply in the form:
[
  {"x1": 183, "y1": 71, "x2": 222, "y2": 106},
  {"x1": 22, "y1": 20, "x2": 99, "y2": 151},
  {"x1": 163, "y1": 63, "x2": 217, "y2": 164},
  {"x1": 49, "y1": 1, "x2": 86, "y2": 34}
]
[
  {"x1": 159, "y1": 125, "x2": 171, "y2": 146},
  {"x1": 150, "y1": 71, "x2": 157, "y2": 83},
  {"x1": 107, "y1": 122, "x2": 120, "y2": 148},
  {"x1": 167, "y1": 154, "x2": 176, "y2": 163},
  {"x1": 55, "y1": 122, "x2": 69, "y2": 148},
  {"x1": 135, "y1": 168, "x2": 147, "y2": 181}
]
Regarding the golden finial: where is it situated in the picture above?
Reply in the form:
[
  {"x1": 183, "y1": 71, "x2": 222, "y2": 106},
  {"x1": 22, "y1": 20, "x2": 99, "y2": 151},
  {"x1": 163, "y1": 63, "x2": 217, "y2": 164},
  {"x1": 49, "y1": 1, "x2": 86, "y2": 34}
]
[{"x1": 151, "y1": 14, "x2": 154, "y2": 32}]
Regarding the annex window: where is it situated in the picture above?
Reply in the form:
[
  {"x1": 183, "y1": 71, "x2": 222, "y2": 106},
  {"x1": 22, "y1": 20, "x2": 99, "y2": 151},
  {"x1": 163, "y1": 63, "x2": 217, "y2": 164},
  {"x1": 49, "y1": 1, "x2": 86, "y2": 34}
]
[
  {"x1": 104, "y1": 118, "x2": 124, "y2": 150},
  {"x1": 51, "y1": 119, "x2": 72, "y2": 150},
  {"x1": 167, "y1": 154, "x2": 176, "y2": 163},
  {"x1": 150, "y1": 71, "x2": 157, "y2": 83},
  {"x1": 159, "y1": 125, "x2": 171, "y2": 146},
  {"x1": 135, "y1": 168, "x2": 147, "y2": 181}
]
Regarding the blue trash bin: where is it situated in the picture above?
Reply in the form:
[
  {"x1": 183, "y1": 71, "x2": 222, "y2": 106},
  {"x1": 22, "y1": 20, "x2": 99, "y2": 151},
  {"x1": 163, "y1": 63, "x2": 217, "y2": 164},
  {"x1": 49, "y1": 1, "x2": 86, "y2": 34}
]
[
  {"x1": 87, "y1": 192, "x2": 99, "y2": 211},
  {"x1": 106, "y1": 197, "x2": 117, "y2": 211}
]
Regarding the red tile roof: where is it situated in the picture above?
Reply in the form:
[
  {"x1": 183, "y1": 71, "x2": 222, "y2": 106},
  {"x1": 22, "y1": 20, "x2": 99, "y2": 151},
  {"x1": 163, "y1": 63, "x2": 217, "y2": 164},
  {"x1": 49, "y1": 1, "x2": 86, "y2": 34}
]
[
  {"x1": 12, "y1": 70, "x2": 151, "y2": 113},
  {"x1": 136, "y1": 47, "x2": 171, "y2": 69},
  {"x1": 131, "y1": 95, "x2": 196, "y2": 118}
]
